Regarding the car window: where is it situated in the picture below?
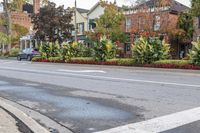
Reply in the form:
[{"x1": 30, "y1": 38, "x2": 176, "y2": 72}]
[{"x1": 22, "y1": 49, "x2": 27, "y2": 53}]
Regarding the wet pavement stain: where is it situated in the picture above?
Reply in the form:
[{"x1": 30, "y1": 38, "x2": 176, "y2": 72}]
[
  {"x1": 0, "y1": 86, "x2": 132, "y2": 120},
  {"x1": 0, "y1": 81, "x2": 9, "y2": 85},
  {"x1": 0, "y1": 79, "x2": 141, "y2": 133}
]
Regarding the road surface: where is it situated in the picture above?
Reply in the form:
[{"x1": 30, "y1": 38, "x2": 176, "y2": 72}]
[{"x1": 0, "y1": 59, "x2": 200, "y2": 133}]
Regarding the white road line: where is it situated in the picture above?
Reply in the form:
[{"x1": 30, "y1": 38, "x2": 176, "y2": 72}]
[
  {"x1": 0, "y1": 61, "x2": 13, "y2": 64},
  {"x1": 57, "y1": 69, "x2": 106, "y2": 73},
  {"x1": 95, "y1": 107, "x2": 200, "y2": 133},
  {"x1": 0, "y1": 66, "x2": 200, "y2": 88}
]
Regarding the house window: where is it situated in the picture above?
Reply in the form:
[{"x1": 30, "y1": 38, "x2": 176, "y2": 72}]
[
  {"x1": 77, "y1": 23, "x2": 84, "y2": 34},
  {"x1": 125, "y1": 17, "x2": 132, "y2": 32},
  {"x1": 89, "y1": 19, "x2": 96, "y2": 30},
  {"x1": 153, "y1": 15, "x2": 160, "y2": 31},
  {"x1": 138, "y1": 17, "x2": 143, "y2": 31}
]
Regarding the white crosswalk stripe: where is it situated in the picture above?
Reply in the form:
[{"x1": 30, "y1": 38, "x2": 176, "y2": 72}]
[{"x1": 95, "y1": 107, "x2": 200, "y2": 133}]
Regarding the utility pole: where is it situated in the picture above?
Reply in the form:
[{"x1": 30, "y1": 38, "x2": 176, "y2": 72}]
[{"x1": 74, "y1": 0, "x2": 77, "y2": 42}]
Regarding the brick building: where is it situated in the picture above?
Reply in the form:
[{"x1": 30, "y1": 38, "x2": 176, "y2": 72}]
[
  {"x1": 123, "y1": 0, "x2": 189, "y2": 58},
  {"x1": 0, "y1": 0, "x2": 40, "y2": 32}
]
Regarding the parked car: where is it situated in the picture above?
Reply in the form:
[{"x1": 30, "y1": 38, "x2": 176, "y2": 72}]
[{"x1": 17, "y1": 48, "x2": 40, "y2": 61}]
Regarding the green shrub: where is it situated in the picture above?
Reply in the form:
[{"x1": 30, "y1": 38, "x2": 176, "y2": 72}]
[
  {"x1": 132, "y1": 37, "x2": 170, "y2": 64},
  {"x1": 117, "y1": 59, "x2": 135, "y2": 66},
  {"x1": 39, "y1": 42, "x2": 60, "y2": 59},
  {"x1": 109, "y1": 58, "x2": 135, "y2": 66},
  {"x1": 79, "y1": 45, "x2": 93, "y2": 57},
  {"x1": 93, "y1": 36, "x2": 117, "y2": 61},
  {"x1": 60, "y1": 42, "x2": 78, "y2": 61},
  {"x1": 48, "y1": 56, "x2": 63, "y2": 62},
  {"x1": 153, "y1": 60, "x2": 189, "y2": 66},
  {"x1": 71, "y1": 57, "x2": 94, "y2": 60},
  {"x1": 9, "y1": 48, "x2": 20, "y2": 57},
  {"x1": 32, "y1": 57, "x2": 42, "y2": 62},
  {"x1": 70, "y1": 57, "x2": 94, "y2": 62},
  {"x1": 189, "y1": 41, "x2": 200, "y2": 66}
]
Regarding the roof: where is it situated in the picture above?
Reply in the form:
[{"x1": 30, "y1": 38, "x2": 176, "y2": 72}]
[
  {"x1": 170, "y1": 0, "x2": 189, "y2": 13},
  {"x1": 125, "y1": 0, "x2": 189, "y2": 14},
  {"x1": 77, "y1": 8, "x2": 89, "y2": 13},
  {"x1": 87, "y1": 2, "x2": 100, "y2": 15}
]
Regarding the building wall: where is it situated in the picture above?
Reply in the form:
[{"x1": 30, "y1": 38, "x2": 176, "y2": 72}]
[
  {"x1": 87, "y1": 4, "x2": 104, "y2": 30},
  {"x1": 11, "y1": 12, "x2": 32, "y2": 31},
  {"x1": 123, "y1": 11, "x2": 181, "y2": 58},
  {"x1": 71, "y1": 10, "x2": 88, "y2": 35},
  {"x1": 124, "y1": 11, "x2": 178, "y2": 34},
  {"x1": 0, "y1": 0, "x2": 40, "y2": 33},
  {"x1": 88, "y1": 5, "x2": 104, "y2": 20}
]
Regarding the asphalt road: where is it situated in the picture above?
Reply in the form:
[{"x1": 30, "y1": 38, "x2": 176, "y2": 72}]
[{"x1": 0, "y1": 59, "x2": 200, "y2": 133}]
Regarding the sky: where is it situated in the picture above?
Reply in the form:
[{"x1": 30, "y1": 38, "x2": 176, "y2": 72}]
[
  {"x1": 0, "y1": 0, "x2": 191, "y2": 10},
  {"x1": 50, "y1": 0, "x2": 191, "y2": 9}
]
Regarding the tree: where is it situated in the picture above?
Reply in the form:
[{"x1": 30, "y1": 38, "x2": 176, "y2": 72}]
[
  {"x1": 3, "y1": 0, "x2": 12, "y2": 51},
  {"x1": 9, "y1": 0, "x2": 27, "y2": 11},
  {"x1": 87, "y1": 1, "x2": 127, "y2": 43},
  {"x1": 2, "y1": 0, "x2": 30, "y2": 51},
  {"x1": 2, "y1": 0, "x2": 47, "y2": 51},
  {"x1": 31, "y1": 2, "x2": 74, "y2": 44},
  {"x1": 12, "y1": 24, "x2": 29, "y2": 45},
  {"x1": 191, "y1": 0, "x2": 200, "y2": 16},
  {"x1": 175, "y1": 12, "x2": 194, "y2": 42},
  {"x1": 0, "y1": 32, "x2": 9, "y2": 54}
]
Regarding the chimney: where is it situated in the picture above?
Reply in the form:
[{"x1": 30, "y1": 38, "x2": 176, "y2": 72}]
[{"x1": 33, "y1": 0, "x2": 40, "y2": 14}]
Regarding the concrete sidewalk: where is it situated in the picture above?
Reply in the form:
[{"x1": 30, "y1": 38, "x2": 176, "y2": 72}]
[
  {"x1": 0, "y1": 107, "x2": 21, "y2": 133},
  {"x1": 0, "y1": 99, "x2": 49, "y2": 133}
]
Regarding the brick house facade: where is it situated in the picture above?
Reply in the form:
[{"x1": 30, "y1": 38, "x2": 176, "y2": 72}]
[
  {"x1": 0, "y1": 0, "x2": 40, "y2": 32},
  {"x1": 123, "y1": 0, "x2": 189, "y2": 58}
]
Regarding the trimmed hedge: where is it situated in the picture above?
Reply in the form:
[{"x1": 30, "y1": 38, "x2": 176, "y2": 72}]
[
  {"x1": 32, "y1": 57, "x2": 200, "y2": 70},
  {"x1": 153, "y1": 60, "x2": 189, "y2": 66}
]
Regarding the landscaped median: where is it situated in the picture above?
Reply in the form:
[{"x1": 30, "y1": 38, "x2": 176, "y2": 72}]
[
  {"x1": 32, "y1": 57, "x2": 200, "y2": 70},
  {"x1": 31, "y1": 37, "x2": 200, "y2": 70}
]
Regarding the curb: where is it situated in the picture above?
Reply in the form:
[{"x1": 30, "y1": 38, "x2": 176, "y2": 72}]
[{"x1": 0, "y1": 99, "x2": 49, "y2": 133}]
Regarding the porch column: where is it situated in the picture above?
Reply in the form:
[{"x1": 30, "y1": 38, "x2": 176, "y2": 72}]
[
  {"x1": 20, "y1": 40, "x2": 22, "y2": 50},
  {"x1": 30, "y1": 39, "x2": 33, "y2": 48},
  {"x1": 2, "y1": 43, "x2": 5, "y2": 53},
  {"x1": 35, "y1": 40, "x2": 38, "y2": 48},
  {"x1": 25, "y1": 40, "x2": 27, "y2": 49}
]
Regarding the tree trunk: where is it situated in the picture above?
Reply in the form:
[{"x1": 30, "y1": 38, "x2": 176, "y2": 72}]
[{"x1": 3, "y1": 0, "x2": 12, "y2": 52}]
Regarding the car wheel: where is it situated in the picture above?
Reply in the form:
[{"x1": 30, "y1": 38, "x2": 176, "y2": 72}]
[
  {"x1": 17, "y1": 56, "x2": 21, "y2": 61},
  {"x1": 27, "y1": 55, "x2": 32, "y2": 61}
]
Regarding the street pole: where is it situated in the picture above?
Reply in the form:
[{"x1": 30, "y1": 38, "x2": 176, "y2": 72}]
[{"x1": 74, "y1": 0, "x2": 77, "y2": 42}]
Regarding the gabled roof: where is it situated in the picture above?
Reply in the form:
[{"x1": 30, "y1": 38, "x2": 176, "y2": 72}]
[
  {"x1": 170, "y1": 0, "x2": 189, "y2": 13},
  {"x1": 87, "y1": 2, "x2": 101, "y2": 15},
  {"x1": 125, "y1": 0, "x2": 189, "y2": 14},
  {"x1": 77, "y1": 8, "x2": 89, "y2": 13}
]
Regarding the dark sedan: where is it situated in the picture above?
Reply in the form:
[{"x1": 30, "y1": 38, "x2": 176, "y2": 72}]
[{"x1": 17, "y1": 48, "x2": 40, "y2": 61}]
